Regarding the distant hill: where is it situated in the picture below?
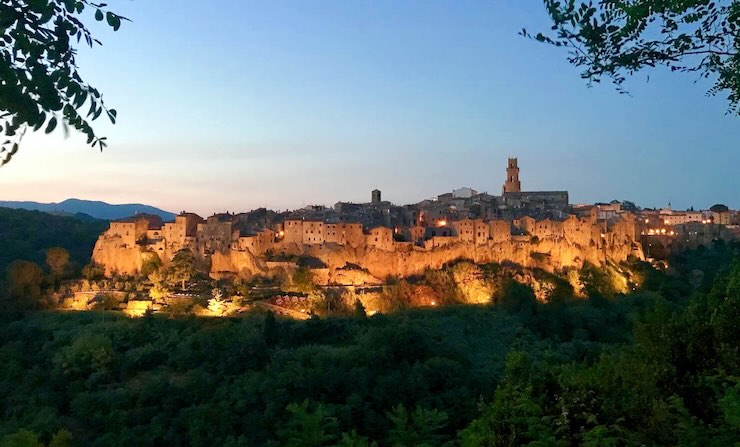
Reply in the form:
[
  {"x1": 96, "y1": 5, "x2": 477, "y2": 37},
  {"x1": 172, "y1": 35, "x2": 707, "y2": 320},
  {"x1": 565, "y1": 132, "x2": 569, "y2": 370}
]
[
  {"x1": 0, "y1": 207, "x2": 109, "y2": 289},
  {"x1": 0, "y1": 198, "x2": 176, "y2": 221}
]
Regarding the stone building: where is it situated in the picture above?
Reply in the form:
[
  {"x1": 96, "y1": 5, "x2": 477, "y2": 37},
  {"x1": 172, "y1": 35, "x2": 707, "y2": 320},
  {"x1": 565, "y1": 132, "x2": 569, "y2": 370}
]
[
  {"x1": 474, "y1": 220, "x2": 490, "y2": 245},
  {"x1": 452, "y1": 219, "x2": 476, "y2": 244},
  {"x1": 409, "y1": 226, "x2": 426, "y2": 245},
  {"x1": 302, "y1": 220, "x2": 326, "y2": 245},
  {"x1": 325, "y1": 223, "x2": 365, "y2": 247},
  {"x1": 367, "y1": 226, "x2": 394, "y2": 251},
  {"x1": 235, "y1": 229, "x2": 275, "y2": 256},
  {"x1": 162, "y1": 213, "x2": 203, "y2": 252},
  {"x1": 108, "y1": 214, "x2": 162, "y2": 247},
  {"x1": 282, "y1": 219, "x2": 304, "y2": 244},
  {"x1": 197, "y1": 214, "x2": 234, "y2": 255},
  {"x1": 489, "y1": 220, "x2": 511, "y2": 243}
]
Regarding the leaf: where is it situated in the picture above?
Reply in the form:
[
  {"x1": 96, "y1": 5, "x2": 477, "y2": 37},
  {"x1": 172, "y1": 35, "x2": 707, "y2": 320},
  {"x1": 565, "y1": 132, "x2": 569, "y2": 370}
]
[
  {"x1": 106, "y1": 12, "x2": 121, "y2": 31},
  {"x1": 107, "y1": 109, "x2": 117, "y2": 124},
  {"x1": 45, "y1": 117, "x2": 57, "y2": 134},
  {"x1": 95, "y1": 9, "x2": 103, "y2": 21}
]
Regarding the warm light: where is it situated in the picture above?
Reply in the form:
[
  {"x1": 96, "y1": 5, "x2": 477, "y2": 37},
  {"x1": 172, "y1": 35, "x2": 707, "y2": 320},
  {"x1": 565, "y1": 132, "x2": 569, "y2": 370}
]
[
  {"x1": 430, "y1": 300, "x2": 437, "y2": 306},
  {"x1": 279, "y1": 230, "x2": 284, "y2": 236},
  {"x1": 368, "y1": 310, "x2": 377, "y2": 316},
  {"x1": 644, "y1": 219, "x2": 649, "y2": 223},
  {"x1": 437, "y1": 220, "x2": 447, "y2": 227}
]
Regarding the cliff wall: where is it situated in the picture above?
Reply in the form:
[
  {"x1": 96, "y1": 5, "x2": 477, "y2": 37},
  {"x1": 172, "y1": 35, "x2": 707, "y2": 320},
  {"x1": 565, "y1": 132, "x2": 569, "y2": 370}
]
[{"x1": 92, "y1": 222, "x2": 642, "y2": 283}]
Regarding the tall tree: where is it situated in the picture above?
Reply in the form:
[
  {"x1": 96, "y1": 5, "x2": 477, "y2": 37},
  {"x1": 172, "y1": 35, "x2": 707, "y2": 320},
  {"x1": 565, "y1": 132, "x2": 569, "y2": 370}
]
[
  {"x1": 46, "y1": 246, "x2": 70, "y2": 276},
  {"x1": 0, "y1": 0, "x2": 128, "y2": 165},
  {"x1": 6, "y1": 259, "x2": 43, "y2": 306},
  {"x1": 527, "y1": 1, "x2": 740, "y2": 114},
  {"x1": 168, "y1": 249, "x2": 196, "y2": 290}
]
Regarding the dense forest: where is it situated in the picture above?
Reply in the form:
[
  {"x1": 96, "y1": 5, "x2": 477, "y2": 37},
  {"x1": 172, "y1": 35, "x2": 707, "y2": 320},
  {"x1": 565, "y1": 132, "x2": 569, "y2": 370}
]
[
  {"x1": 0, "y1": 241, "x2": 738, "y2": 446},
  {"x1": 0, "y1": 207, "x2": 108, "y2": 298}
]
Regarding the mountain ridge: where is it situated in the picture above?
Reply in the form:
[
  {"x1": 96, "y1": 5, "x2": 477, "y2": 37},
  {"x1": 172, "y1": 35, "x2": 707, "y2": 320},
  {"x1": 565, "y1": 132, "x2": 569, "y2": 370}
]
[{"x1": 0, "y1": 198, "x2": 176, "y2": 221}]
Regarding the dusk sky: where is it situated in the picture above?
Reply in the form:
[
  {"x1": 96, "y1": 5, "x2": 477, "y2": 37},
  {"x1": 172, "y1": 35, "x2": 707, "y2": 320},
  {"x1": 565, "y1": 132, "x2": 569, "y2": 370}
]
[{"x1": 2, "y1": 0, "x2": 738, "y2": 216}]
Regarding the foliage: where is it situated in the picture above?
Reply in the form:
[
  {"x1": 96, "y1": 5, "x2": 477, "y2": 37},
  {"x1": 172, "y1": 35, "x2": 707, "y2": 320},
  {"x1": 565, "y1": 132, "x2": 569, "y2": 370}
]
[
  {"x1": 461, "y1": 259, "x2": 740, "y2": 446},
  {"x1": 0, "y1": 207, "x2": 107, "y2": 294},
  {"x1": 353, "y1": 299, "x2": 367, "y2": 319},
  {"x1": 527, "y1": 0, "x2": 740, "y2": 114},
  {"x1": 44, "y1": 247, "x2": 70, "y2": 277},
  {"x1": 450, "y1": 262, "x2": 495, "y2": 304},
  {"x1": 291, "y1": 266, "x2": 317, "y2": 293},
  {"x1": 277, "y1": 400, "x2": 338, "y2": 446},
  {"x1": 0, "y1": 242, "x2": 737, "y2": 445},
  {"x1": 0, "y1": 0, "x2": 128, "y2": 164},
  {"x1": 147, "y1": 270, "x2": 170, "y2": 301},
  {"x1": 0, "y1": 429, "x2": 42, "y2": 447},
  {"x1": 168, "y1": 249, "x2": 196, "y2": 290},
  {"x1": 207, "y1": 288, "x2": 227, "y2": 315},
  {"x1": 5, "y1": 260, "x2": 43, "y2": 308},
  {"x1": 81, "y1": 262, "x2": 105, "y2": 281},
  {"x1": 140, "y1": 254, "x2": 162, "y2": 277},
  {"x1": 386, "y1": 404, "x2": 449, "y2": 447}
]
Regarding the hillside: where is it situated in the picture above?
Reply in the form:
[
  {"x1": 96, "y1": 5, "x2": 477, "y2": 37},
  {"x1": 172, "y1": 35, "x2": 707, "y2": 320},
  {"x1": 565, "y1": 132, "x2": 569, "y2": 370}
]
[
  {"x1": 0, "y1": 242, "x2": 737, "y2": 446},
  {"x1": 0, "y1": 207, "x2": 108, "y2": 285},
  {"x1": 0, "y1": 198, "x2": 175, "y2": 221}
]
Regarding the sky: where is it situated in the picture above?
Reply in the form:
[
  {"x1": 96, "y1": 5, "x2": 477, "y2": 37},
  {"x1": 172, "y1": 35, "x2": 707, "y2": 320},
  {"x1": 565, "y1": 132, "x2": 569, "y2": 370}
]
[{"x1": 1, "y1": 0, "x2": 739, "y2": 216}]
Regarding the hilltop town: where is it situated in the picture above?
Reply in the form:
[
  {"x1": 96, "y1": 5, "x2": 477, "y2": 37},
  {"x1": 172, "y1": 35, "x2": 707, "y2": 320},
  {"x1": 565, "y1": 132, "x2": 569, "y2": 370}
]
[{"x1": 90, "y1": 158, "x2": 737, "y2": 290}]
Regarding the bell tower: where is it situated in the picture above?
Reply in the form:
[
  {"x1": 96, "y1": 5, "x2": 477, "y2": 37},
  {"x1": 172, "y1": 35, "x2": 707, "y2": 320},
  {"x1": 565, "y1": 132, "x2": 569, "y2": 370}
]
[{"x1": 502, "y1": 158, "x2": 521, "y2": 193}]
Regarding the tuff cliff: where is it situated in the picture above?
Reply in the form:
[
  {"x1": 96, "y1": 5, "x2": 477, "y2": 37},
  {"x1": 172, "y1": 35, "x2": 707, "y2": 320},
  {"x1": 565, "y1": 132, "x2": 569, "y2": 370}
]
[
  {"x1": 254, "y1": 236, "x2": 638, "y2": 284},
  {"x1": 92, "y1": 216, "x2": 642, "y2": 283}
]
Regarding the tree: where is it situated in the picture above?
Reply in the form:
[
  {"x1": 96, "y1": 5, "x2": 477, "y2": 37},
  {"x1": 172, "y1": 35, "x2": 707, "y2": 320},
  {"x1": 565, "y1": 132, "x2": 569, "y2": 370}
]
[
  {"x1": 527, "y1": 1, "x2": 740, "y2": 114},
  {"x1": 353, "y1": 299, "x2": 367, "y2": 319},
  {"x1": 148, "y1": 270, "x2": 170, "y2": 301},
  {"x1": 48, "y1": 430, "x2": 73, "y2": 447},
  {"x1": 458, "y1": 352, "x2": 559, "y2": 447},
  {"x1": 386, "y1": 404, "x2": 448, "y2": 447},
  {"x1": 140, "y1": 253, "x2": 162, "y2": 277},
  {"x1": 277, "y1": 400, "x2": 337, "y2": 447},
  {"x1": 291, "y1": 266, "x2": 316, "y2": 293},
  {"x1": 621, "y1": 200, "x2": 639, "y2": 212},
  {"x1": 0, "y1": 429, "x2": 43, "y2": 447},
  {"x1": 263, "y1": 311, "x2": 277, "y2": 346},
  {"x1": 168, "y1": 249, "x2": 196, "y2": 290},
  {"x1": 335, "y1": 431, "x2": 377, "y2": 447},
  {"x1": 81, "y1": 262, "x2": 104, "y2": 280},
  {"x1": 207, "y1": 287, "x2": 227, "y2": 315},
  {"x1": 6, "y1": 260, "x2": 44, "y2": 305},
  {"x1": 1, "y1": 0, "x2": 128, "y2": 165},
  {"x1": 45, "y1": 246, "x2": 70, "y2": 276}
]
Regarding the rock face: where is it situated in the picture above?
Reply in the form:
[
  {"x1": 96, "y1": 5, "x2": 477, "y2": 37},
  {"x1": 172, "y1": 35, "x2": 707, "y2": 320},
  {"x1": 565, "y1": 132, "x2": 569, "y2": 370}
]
[
  {"x1": 92, "y1": 215, "x2": 643, "y2": 283},
  {"x1": 92, "y1": 235, "x2": 147, "y2": 276},
  {"x1": 261, "y1": 237, "x2": 638, "y2": 283}
]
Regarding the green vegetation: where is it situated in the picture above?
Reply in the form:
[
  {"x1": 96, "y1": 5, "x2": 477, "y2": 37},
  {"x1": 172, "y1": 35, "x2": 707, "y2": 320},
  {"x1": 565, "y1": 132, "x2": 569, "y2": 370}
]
[
  {"x1": 1, "y1": 0, "x2": 127, "y2": 164},
  {"x1": 0, "y1": 207, "x2": 108, "y2": 305},
  {"x1": 529, "y1": 0, "x2": 740, "y2": 114},
  {"x1": 0, "y1": 242, "x2": 737, "y2": 445}
]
